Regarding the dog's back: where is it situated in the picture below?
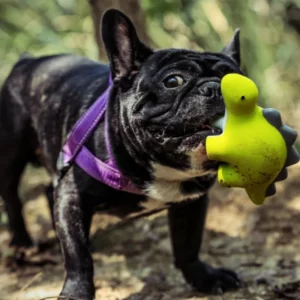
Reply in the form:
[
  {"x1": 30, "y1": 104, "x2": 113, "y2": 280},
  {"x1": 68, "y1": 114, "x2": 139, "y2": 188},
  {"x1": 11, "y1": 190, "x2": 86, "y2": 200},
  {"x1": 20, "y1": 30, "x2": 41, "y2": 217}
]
[{"x1": 0, "y1": 54, "x2": 110, "y2": 172}]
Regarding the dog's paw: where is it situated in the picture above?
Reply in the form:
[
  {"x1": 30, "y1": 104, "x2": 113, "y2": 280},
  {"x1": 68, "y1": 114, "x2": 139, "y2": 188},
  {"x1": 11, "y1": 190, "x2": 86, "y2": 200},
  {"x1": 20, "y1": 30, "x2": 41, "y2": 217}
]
[{"x1": 181, "y1": 261, "x2": 241, "y2": 294}]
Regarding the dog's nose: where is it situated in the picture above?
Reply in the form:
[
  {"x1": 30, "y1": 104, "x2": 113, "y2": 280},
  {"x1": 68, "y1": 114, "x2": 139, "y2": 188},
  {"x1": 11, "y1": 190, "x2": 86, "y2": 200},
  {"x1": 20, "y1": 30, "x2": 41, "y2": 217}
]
[{"x1": 199, "y1": 82, "x2": 220, "y2": 98}]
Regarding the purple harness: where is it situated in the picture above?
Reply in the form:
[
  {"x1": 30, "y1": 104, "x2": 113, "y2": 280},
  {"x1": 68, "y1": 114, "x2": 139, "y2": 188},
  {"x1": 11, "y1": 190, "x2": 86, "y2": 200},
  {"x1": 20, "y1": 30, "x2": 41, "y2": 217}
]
[{"x1": 58, "y1": 75, "x2": 141, "y2": 194}]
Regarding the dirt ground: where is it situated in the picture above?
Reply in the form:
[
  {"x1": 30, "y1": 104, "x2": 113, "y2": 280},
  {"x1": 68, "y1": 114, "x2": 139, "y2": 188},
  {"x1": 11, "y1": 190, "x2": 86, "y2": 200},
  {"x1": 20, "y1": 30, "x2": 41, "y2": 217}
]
[{"x1": 0, "y1": 163, "x2": 300, "y2": 300}]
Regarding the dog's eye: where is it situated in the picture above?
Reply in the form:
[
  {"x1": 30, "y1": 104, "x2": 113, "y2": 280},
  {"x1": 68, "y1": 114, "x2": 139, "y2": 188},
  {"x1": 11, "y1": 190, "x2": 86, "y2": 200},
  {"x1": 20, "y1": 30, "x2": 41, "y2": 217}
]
[{"x1": 163, "y1": 75, "x2": 184, "y2": 88}]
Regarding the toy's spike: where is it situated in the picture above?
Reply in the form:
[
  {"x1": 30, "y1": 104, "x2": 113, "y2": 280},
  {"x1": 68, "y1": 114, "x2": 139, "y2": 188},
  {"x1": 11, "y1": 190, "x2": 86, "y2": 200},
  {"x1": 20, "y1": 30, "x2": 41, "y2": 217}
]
[
  {"x1": 286, "y1": 147, "x2": 300, "y2": 167},
  {"x1": 262, "y1": 108, "x2": 282, "y2": 129},
  {"x1": 263, "y1": 109, "x2": 299, "y2": 199},
  {"x1": 266, "y1": 183, "x2": 276, "y2": 197},
  {"x1": 275, "y1": 168, "x2": 288, "y2": 181},
  {"x1": 279, "y1": 124, "x2": 299, "y2": 168},
  {"x1": 280, "y1": 125, "x2": 298, "y2": 146}
]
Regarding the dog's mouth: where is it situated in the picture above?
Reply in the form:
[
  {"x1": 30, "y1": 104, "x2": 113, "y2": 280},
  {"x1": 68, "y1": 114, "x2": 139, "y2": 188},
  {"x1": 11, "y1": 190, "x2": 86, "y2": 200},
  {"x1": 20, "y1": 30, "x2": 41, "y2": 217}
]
[
  {"x1": 180, "y1": 124, "x2": 222, "y2": 149},
  {"x1": 147, "y1": 118, "x2": 223, "y2": 148}
]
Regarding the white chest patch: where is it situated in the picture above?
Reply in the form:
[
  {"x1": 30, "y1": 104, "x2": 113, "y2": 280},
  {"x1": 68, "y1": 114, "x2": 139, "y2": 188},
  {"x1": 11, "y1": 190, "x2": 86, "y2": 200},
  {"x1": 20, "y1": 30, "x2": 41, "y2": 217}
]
[
  {"x1": 145, "y1": 178, "x2": 203, "y2": 203},
  {"x1": 146, "y1": 150, "x2": 216, "y2": 203}
]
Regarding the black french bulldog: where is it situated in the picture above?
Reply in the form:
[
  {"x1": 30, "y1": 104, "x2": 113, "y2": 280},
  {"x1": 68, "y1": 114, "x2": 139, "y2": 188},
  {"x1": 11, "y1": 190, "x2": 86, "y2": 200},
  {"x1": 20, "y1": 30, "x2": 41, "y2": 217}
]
[{"x1": 0, "y1": 9, "x2": 243, "y2": 299}]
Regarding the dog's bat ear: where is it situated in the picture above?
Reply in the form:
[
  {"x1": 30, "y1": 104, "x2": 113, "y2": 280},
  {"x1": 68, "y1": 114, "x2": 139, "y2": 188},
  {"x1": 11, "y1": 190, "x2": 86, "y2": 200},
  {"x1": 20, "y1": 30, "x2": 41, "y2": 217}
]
[
  {"x1": 101, "y1": 9, "x2": 153, "y2": 79},
  {"x1": 222, "y1": 29, "x2": 241, "y2": 66}
]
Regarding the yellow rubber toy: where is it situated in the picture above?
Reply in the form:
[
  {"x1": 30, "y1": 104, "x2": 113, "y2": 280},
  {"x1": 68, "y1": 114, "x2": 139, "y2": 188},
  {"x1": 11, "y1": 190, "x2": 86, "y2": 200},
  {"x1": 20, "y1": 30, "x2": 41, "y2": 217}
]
[{"x1": 206, "y1": 73, "x2": 299, "y2": 205}]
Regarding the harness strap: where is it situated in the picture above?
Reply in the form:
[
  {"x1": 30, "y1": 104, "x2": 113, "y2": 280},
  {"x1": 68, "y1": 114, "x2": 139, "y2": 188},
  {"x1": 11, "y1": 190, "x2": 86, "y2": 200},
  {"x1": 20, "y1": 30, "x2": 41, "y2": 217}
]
[{"x1": 58, "y1": 74, "x2": 141, "y2": 194}]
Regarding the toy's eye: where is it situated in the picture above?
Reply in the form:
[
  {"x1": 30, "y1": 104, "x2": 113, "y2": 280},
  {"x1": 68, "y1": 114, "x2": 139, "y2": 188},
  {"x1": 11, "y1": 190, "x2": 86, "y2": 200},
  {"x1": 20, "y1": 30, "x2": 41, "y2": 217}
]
[
  {"x1": 163, "y1": 75, "x2": 184, "y2": 88},
  {"x1": 241, "y1": 96, "x2": 245, "y2": 100}
]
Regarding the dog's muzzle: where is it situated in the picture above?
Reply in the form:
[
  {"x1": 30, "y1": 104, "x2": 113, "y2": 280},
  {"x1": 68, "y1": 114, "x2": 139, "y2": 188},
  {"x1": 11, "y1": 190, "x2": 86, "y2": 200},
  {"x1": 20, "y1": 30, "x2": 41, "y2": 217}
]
[{"x1": 199, "y1": 81, "x2": 221, "y2": 98}]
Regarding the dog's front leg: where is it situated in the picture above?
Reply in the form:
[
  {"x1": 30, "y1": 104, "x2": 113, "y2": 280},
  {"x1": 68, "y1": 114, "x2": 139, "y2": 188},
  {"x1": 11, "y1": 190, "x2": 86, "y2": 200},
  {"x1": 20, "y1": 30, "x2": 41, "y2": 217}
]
[
  {"x1": 54, "y1": 170, "x2": 95, "y2": 300},
  {"x1": 168, "y1": 194, "x2": 241, "y2": 294}
]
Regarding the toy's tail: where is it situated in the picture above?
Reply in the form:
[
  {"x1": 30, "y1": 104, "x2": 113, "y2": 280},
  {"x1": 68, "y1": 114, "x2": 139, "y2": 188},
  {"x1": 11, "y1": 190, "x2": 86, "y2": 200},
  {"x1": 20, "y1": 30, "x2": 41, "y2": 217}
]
[{"x1": 246, "y1": 187, "x2": 267, "y2": 205}]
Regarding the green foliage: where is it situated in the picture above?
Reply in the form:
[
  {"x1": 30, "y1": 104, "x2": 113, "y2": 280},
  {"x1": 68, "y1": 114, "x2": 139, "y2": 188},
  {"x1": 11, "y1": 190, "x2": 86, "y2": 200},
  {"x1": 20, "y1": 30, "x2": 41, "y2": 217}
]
[
  {"x1": 142, "y1": 0, "x2": 182, "y2": 17},
  {"x1": 0, "y1": 0, "x2": 98, "y2": 82}
]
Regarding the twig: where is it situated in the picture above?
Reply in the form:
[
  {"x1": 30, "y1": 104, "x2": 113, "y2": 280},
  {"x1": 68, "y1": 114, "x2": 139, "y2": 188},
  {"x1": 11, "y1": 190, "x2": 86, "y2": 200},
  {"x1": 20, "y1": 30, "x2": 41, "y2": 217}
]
[
  {"x1": 162, "y1": 290, "x2": 180, "y2": 300},
  {"x1": 38, "y1": 297, "x2": 86, "y2": 300},
  {"x1": 96, "y1": 207, "x2": 167, "y2": 236},
  {"x1": 16, "y1": 272, "x2": 43, "y2": 300}
]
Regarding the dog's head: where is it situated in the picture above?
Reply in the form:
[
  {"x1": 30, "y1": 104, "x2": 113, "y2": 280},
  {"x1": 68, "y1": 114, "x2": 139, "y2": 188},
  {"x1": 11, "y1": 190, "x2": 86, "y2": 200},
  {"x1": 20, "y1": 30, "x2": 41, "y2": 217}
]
[{"x1": 102, "y1": 9, "x2": 243, "y2": 201}]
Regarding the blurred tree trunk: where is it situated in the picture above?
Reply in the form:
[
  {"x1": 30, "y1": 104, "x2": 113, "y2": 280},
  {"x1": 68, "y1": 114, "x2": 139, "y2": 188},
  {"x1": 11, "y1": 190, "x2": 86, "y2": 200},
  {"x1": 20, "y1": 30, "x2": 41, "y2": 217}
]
[{"x1": 88, "y1": 0, "x2": 149, "y2": 60}]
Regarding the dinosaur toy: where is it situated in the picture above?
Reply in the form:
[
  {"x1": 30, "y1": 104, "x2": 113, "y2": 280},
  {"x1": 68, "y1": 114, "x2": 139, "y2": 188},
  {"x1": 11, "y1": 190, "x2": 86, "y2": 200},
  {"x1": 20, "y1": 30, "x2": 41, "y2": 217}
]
[{"x1": 206, "y1": 73, "x2": 299, "y2": 205}]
